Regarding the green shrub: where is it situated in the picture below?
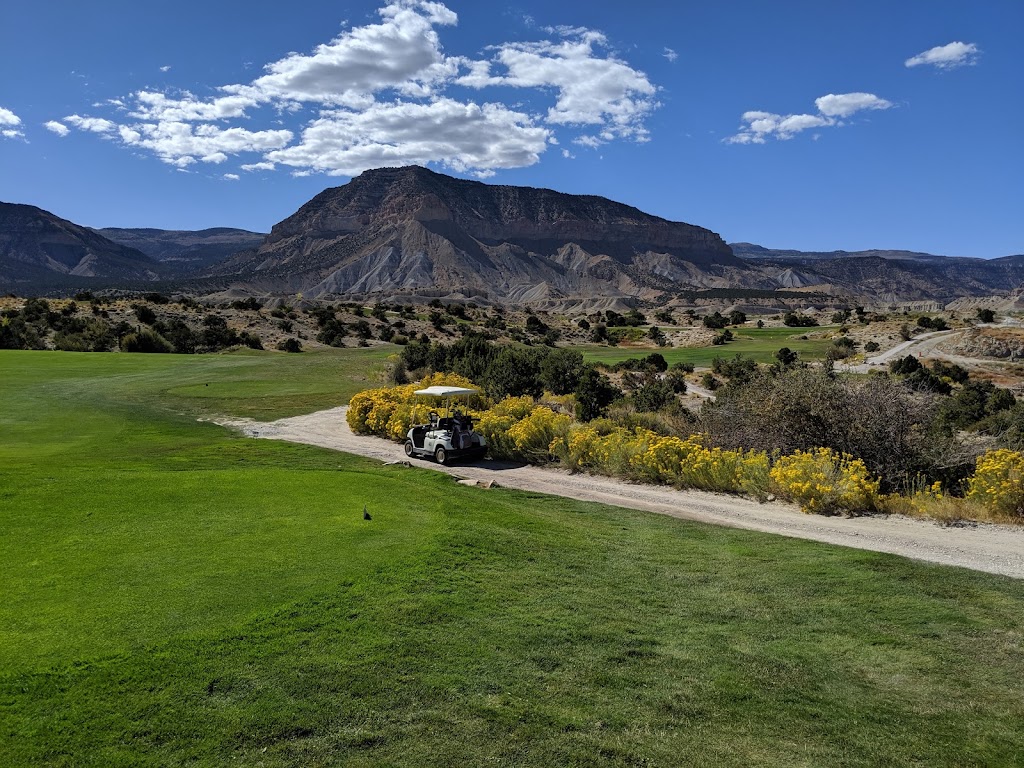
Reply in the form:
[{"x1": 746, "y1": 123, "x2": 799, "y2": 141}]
[
  {"x1": 783, "y1": 312, "x2": 818, "y2": 328},
  {"x1": 121, "y1": 330, "x2": 174, "y2": 353},
  {"x1": 702, "y1": 312, "x2": 728, "y2": 329}
]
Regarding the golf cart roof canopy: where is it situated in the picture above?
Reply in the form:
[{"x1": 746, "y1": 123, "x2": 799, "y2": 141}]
[{"x1": 413, "y1": 386, "x2": 479, "y2": 398}]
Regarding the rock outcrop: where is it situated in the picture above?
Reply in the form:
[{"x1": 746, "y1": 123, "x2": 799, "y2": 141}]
[
  {"x1": 210, "y1": 166, "x2": 742, "y2": 303},
  {"x1": 944, "y1": 327, "x2": 1024, "y2": 360}
]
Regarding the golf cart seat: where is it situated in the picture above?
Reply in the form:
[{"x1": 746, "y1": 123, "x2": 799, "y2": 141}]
[{"x1": 410, "y1": 424, "x2": 427, "y2": 448}]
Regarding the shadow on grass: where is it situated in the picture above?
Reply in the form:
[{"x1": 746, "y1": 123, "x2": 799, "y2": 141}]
[{"x1": 407, "y1": 456, "x2": 530, "y2": 472}]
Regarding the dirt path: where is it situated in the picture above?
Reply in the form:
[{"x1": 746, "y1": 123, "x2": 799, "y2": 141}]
[
  {"x1": 839, "y1": 329, "x2": 959, "y2": 373},
  {"x1": 840, "y1": 321, "x2": 1023, "y2": 374},
  {"x1": 214, "y1": 407, "x2": 1024, "y2": 580}
]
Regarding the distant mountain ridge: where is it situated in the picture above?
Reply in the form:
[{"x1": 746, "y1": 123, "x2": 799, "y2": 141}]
[
  {"x1": 1, "y1": 175, "x2": 1021, "y2": 305},
  {"x1": 730, "y1": 242, "x2": 952, "y2": 263},
  {"x1": 209, "y1": 165, "x2": 740, "y2": 303},
  {"x1": 731, "y1": 242, "x2": 1024, "y2": 304},
  {"x1": 0, "y1": 202, "x2": 162, "y2": 291},
  {"x1": 96, "y1": 227, "x2": 266, "y2": 272}
]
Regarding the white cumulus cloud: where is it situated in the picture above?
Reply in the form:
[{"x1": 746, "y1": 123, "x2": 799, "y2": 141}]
[
  {"x1": 726, "y1": 92, "x2": 892, "y2": 144},
  {"x1": 0, "y1": 107, "x2": 21, "y2": 126},
  {"x1": 815, "y1": 92, "x2": 892, "y2": 118},
  {"x1": 244, "y1": 0, "x2": 459, "y2": 105},
  {"x1": 905, "y1": 41, "x2": 979, "y2": 70},
  {"x1": 64, "y1": 114, "x2": 118, "y2": 133},
  {"x1": 457, "y1": 28, "x2": 657, "y2": 143},
  {"x1": 54, "y1": 1, "x2": 660, "y2": 176},
  {"x1": 266, "y1": 98, "x2": 549, "y2": 177},
  {"x1": 0, "y1": 106, "x2": 24, "y2": 139},
  {"x1": 44, "y1": 121, "x2": 70, "y2": 137},
  {"x1": 223, "y1": 173, "x2": 240, "y2": 180},
  {"x1": 130, "y1": 91, "x2": 257, "y2": 122},
  {"x1": 119, "y1": 122, "x2": 293, "y2": 168}
]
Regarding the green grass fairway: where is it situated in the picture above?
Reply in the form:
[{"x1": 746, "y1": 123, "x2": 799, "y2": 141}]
[
  {"x1": 3, "y1": 349, "x2": 1024, "y2": 766},
  {"x1": 577, "y1": 325, "x2": 839, "y2": 367}
]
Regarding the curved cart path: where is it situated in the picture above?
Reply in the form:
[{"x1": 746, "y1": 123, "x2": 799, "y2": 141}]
[
  {"x1": 214, "y1": 406, "x2": 1024, "y2": 580},
  {"x1": 839, "y1": 329, "x2": 959, "y2": 373},
  {"x1": 840, "y1": 320, "x2": 1023, "y2": 374}
]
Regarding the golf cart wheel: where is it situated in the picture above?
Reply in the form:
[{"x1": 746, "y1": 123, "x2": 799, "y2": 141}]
[
  {"x1": 434, "y1": 446, "x2": 449, "y2": 466},
  {"x1": 404, "y1": 440, "x2": 415, "y2": 458}
]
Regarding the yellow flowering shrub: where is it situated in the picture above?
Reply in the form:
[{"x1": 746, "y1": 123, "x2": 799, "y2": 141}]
[
  {"x1": 967, "y1": 449, "x2": 1024, "y2": 517},
  {"x1": 623, "y1": 431, "x2": 769, "y2": 495},
  {"x1": 770, "y1": 448, "x2": 881, "y2": 515},
  {"x1": 550, "y1": 425, "x2": 769, "y2": 497},
  {"x1": 551, "y1": 425, "x2": 602, "y2": 471},
  {"x1": 878, "y1": 478, "x2": 975, "y2": 524},
  {"x1": 550, "y1": 419, "x2": 623, "y2": 471},
  {"x1": 907, "y1": 480, "x2": 945, "y2": 516},
  {"x1": 736, "y1": 451, "x2": 772, "y2": 501},
  {"x1": 346, "y1": 388, "x2": 379, "y2": 435},
  {"x1": 627, "y1": 431, "x2": 684, "y2": 483},
  {"x1": 677, "y1": 441, "x2": 732, "y2": 491},
  {"x1": 510, "y1": 406, "x2": 571, "y2": 462},
  {"x1": 594, "y1": 428, "x2": 645, "y2": 478},
  {"x1": 346, "y1": 372, "x2": 481, "y2": 439},
  {"x1": 384, "y1": 401, "x2": 435, "y2": 441},
  {"x1": 473, "y1": 397, "x2": 571, "y2": 461},
  {"x1": 475, "y1": 396, "x2": 536, "y2": 458}
]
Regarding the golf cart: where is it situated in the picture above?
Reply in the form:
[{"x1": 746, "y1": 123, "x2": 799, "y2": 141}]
[{"x1": 404, "y1": 385, "x2": 488, "y2": 465}]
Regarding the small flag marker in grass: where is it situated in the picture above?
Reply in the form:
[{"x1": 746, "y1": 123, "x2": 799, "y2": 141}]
[{"x1": 363, "y1": 505, "x2": 371, "y2": 521}]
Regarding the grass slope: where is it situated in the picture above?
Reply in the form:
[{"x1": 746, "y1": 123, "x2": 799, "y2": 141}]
[{"x1": 2, "y1": 349, "x2": 1024, "y2": 766}]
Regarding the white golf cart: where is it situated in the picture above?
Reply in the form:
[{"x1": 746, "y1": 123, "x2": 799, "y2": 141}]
[{"x1": 404, "y1": 385, "x2": 488, "y2": 465}]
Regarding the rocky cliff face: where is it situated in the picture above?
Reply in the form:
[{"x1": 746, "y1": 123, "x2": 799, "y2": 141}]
[
  {"x1": 0, "y1": 202, "x2": 162, "y2": 291},
  {"x1": 211, "y1": 166, "x2": 741, "y2": 303}
]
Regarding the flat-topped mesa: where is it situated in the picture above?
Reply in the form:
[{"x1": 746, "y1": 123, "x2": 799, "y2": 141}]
[
  {"x1": 264, "y1": 165, "x2": 736, "y2": 265},
  {"x1": 205, "y1": 165, "x2": 756, "y2": 303}
]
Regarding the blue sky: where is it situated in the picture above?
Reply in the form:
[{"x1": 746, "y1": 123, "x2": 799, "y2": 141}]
[{"x1": 0, "y1": 1, "x2": 1020, "y2": 257}]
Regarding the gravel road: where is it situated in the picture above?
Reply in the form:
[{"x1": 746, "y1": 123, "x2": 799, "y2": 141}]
[
  {"x1": 215, "y1": 406, "x2": 1024, "y2": 580},
  {"x1": 840, "y1": 320, "x2": 1022, "y2": 374},
  {"x1": 839, "y1": 329, "x2": 959, "y2": 373}
]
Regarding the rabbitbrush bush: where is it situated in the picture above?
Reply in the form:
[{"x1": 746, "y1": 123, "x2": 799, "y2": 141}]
[
  {"x1": 770, "y1": 448, "x2": 881, "y2": 515},
  {"x1": 506, "y1": 406, "x2": 572, "y2": 462},
  {"x1": 967, "y1": 449, "x2": 1024, "y2": 517},
  {"x1": 474, "y1": 396, "x2": 538, "y2": 459},
  {"x1": 474, "y1": 395, "x2": 571, "y2": 462},
  {"x1": 549, "y1": 425, "x2": 772, "y2": 497}
]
